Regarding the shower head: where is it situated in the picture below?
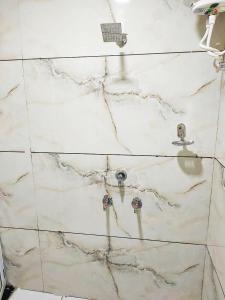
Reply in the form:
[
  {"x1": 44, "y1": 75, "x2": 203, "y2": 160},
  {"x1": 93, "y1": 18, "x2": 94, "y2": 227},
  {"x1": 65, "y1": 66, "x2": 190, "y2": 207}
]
[
  {"x1": 101, "y1": 23, "x2": 122, "y2": 42},
  {"x1": 100, "y1": 23, "x2": 127, "y2": 47}
]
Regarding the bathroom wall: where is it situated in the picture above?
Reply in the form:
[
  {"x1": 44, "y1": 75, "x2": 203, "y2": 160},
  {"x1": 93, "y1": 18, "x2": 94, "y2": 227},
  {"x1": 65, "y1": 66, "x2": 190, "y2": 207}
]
[
  {"x1": 209, "y1": 57, "x2": 225, "y2": 298},
  {"x1": 0, "y1": 0, "x2": 224, "y2": 299},
  {"x1": 206, "y1": 158, "x2": 225, "y2": 298},
  {"x1": 215, "y1": 71, "x2": 225, "y2": 166}
]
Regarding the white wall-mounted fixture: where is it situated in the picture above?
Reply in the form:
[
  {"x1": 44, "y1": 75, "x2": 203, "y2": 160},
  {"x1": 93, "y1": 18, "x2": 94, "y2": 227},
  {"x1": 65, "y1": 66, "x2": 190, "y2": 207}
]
[{"x1": 192, "y1": 0, "x2": 225, "y2": 57}]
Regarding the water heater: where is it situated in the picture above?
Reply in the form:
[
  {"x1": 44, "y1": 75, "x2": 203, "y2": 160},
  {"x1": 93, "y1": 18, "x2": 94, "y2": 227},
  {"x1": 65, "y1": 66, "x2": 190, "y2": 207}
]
[{"x1": 192, "y1": 0, "x2": 225, "y2": 14}]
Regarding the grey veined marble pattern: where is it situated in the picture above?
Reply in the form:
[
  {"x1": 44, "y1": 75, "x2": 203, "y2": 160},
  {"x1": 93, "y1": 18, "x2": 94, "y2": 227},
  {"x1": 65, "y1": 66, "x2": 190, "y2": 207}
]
[
  {"x1": 39, "y1": 231, "x2": 205, "y2": 300},
  {"x1": 0, "y1": 61, "x2": 28, "y2": 151},
  {"x1": 23, "y1": 53, "x2": 220, "y2": 156},
  {"x1": 32, "y1": 153, "x2": 213, "y2": 243},
  {"x1": 0, "y1": 229, "x2": 43, "y2": 291},
  {"x1": 0, "y1": 153, "x2": 37, "y2": 229},
  {"x1": 0, "y1": 228, "x2": 206, "y2": 300}
]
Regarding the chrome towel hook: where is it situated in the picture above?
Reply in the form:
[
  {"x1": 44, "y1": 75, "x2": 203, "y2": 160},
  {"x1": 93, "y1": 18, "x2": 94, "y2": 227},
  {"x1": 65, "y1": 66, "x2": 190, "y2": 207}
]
[{"x1": 172, "y1": 123, "x2": 194, "y2": 146}]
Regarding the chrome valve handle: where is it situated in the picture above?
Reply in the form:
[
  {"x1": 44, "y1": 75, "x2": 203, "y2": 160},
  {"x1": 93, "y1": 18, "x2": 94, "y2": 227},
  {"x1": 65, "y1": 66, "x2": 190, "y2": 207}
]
[
  {"x1": 102, "y1": 194, "x2": 113, "y2": 211},
  {"x1": 132, "y1": 197, "x2": 143, "y2": 214}
]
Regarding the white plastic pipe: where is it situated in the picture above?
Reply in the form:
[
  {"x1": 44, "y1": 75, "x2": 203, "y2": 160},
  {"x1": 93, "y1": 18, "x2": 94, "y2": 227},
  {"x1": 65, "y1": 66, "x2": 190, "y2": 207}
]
[{"x1": 199, "y1": 14, "x2": 225, "y2": 57}]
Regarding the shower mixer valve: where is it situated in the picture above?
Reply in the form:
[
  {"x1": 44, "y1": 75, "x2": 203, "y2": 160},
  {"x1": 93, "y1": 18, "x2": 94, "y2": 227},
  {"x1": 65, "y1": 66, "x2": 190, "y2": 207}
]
[
  {"x1": 102, "y1": 194, "x2": 113, "y2": 211},
  {"x1": 172, "y1": 123, "x2": 194, "y2": 146},
  {"x1": 115, "y1": 170, "x2": 127, "y2": 187},
  {"x1": 132, "y1": 197, "x2": 143, "y2": 214}
]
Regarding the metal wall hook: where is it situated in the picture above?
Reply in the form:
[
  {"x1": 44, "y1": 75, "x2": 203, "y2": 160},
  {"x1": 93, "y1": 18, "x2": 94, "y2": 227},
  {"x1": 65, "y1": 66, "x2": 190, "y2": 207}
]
[
  {"x1": 102, "y1": 194, "x2": 113, "y2": 211},
  {"x1": 172, "y1": 123, "x2": 194, "y2": 146},
  {"x1": 115, "y1": 170, "x2": 127, "y2": 187},
  {"x1": 131, "y1": 197, "x2": 142, "y2": 214}
]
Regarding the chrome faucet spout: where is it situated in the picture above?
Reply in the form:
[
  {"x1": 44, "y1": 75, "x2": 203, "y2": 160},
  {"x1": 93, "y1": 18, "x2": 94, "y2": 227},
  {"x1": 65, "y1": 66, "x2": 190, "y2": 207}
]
[{"x1": 115, "y1": 170, "x2": 127, "y2": 187}]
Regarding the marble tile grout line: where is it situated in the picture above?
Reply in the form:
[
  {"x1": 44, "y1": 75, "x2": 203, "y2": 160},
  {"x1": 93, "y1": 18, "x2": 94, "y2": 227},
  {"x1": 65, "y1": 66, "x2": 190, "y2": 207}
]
[
  {"x1": 205, "y1": 158, "x2": 216, "y2": 251},
  {"x1": 21, "y1": 48, "x2": 46, "y2": 292},
  {"x1": 0, "y1": 150, "x2": 25, "y2": 153},
  {"x1": 29, "y1": 153, "x2": 45, "y2": 292},
  {"x1": 37, "y1": 229, "x2": 45, "y2": 293},
  {"x1": 200, "y1": 246, "x2": 207, "y2": 300},
  {"x1": 17, "y1": 0, "x2": 24, "y2": 61},
  {"x1": 0, "y1": 225, "x2": 211, "y2": 247},
  {"x1": 206, "y1": 246, "x2": 225, "y2": 297},
  {"x1": 213, "y1": 72, "x2": 224, "y2": 159},
  {"x1": 0, "y1": 150, "x2": 215, "y2": 159},
  {"x1": 215, "y1": 157, "x2": 225, "y2": 169},
  {"x1": 24, "y1": 151, "x2": 216, "y2": 159},
  {"x1": 0, "y1": 50, "x2": 206, "y2": 62}
]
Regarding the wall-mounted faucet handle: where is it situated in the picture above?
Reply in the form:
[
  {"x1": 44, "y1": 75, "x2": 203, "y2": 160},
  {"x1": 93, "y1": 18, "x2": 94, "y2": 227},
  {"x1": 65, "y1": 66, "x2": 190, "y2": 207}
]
[
  {"x1": 132, "y1": 197, "x2": 142, "y2": 214},
  {"x1": 102, "y1": 194, "x2": 113, "y2": 211},
  {"x1": 115, "y1": 170, "x2": 127, "y2": 187}
]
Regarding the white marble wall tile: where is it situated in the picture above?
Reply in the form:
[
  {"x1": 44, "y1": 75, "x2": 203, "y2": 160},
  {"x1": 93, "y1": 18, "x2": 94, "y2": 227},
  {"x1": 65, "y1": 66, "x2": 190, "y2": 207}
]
[
  {"x1": 215, "y1": 73, "x2": 225, "y2": 166},
  {"x1": 208, "y1": 160, "x2": 225, "y2": 247},
  {"x1": 207, "y1": 159, "x2": 225, "y2": 297},
  {"x1": 0, "y1": 153, "x2": 37, "y2": 229},
  {"x1": 0, "y1": 229, "x2": 43, "y2": 291},
  {"x1": 106, "y1": 155, "x2": 212, "y2": 243},
  {"x1": 208, "y1": 247, "x2": 225, "y2": 294},
  {"x1": 40, "y1": 231, "x2": 205, "y2": 300},
  {"x1": 0, "y1": 0, "x2": 22, "y2": 59},
  {"x1": 0, "y1": 61, "x2": 28, "y2": 151},
  {"x1": 202, "y1": 250, "x2": 225, "y2": 300},
  {"x1": 24, "y1": 53, "x2": 219, "y2": 156},
  {"x1": 33, "y1": 153, "x2": 213, "y2": 243},
  {"x1": 18, "y1": 0, "x2": 207, "y2": 58}
]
